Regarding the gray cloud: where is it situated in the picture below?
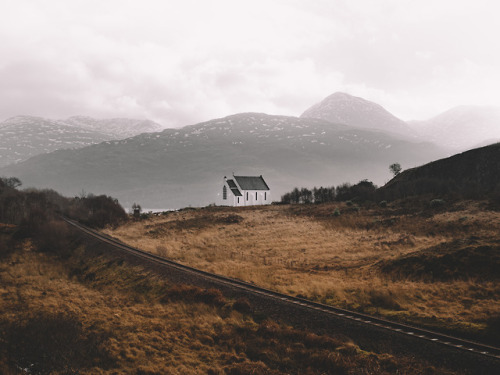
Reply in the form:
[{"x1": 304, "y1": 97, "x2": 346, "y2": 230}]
[{"x1": 0, "y1": 0, "x2": 499, "y2": 127}]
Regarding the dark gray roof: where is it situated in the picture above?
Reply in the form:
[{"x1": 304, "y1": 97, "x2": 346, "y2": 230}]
[
  {"x1": 234, "y1": 175, "x2": 270, "y2": 191},
  {"x1": 226, "y1": 179, "x2": 242, "y2": 196}
]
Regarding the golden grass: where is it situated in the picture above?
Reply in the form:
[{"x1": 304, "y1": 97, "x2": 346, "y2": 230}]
[
  {"x1": 103, "y1": 202, "x2": 500, "y2": 339},
  {"x1": 0, "y1": 242, "x2": 234, "y2": 374},
  {"x1": 0, "y1": 232, "x2": 460, "y2": 374}
]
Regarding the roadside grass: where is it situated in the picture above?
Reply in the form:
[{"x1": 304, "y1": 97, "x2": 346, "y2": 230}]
[
  {"x1": 0, "y1": 227, "x2": 460, "y2": 374},
  {"x1": 104, "y1": 201, "x2": 500, "y2": 343}
]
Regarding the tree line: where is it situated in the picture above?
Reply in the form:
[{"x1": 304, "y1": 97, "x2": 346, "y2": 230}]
[
  {"x1": 0, "y1": 176, "x2": 128, "y2": 231},
  {"x1": 281, "y1": 179, "x2": 378, "y2": 204}
]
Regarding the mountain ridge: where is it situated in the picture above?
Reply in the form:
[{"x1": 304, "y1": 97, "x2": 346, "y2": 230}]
[
  {"x1": 0, "y1": 112, "x2": 446, "y2": 209},
  {"x1": 62, "y1": 115, "x2": 164, "y2": 138},
  {"x1": 0, "y1": 116, "x2": 117, "y2": 168},
  {"x1": 0, "y1": 115, "x2": 165, "y2": 168}
]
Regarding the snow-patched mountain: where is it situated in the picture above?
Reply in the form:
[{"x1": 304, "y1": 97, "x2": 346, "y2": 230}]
[
  {"x1": 0, "y1": 115, "x2": 166, "y2": 168},
  {"x1": 63, "y1": 116, "x2": 164, "y2": 138},
  {"x1": 301, "y1": 92, "x2": 413, "y2": 137},
  {"x1": 0, "y1": 113, "x2": 446, "y2": 209},
  {"x1": 408, "y1": 106, "x2": 500, "y2": 151},
  {"x1": 0, "y1": 116, "x2": 116, "y2": 168}
]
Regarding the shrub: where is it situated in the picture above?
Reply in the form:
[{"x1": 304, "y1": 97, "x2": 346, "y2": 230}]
[
  {"x1": 368, "y1": 290, "x2": 402, "y2": 311},
  {"x1": 332, "y1": 208, "x2": 341, "y2": 217},
  {"x1": 486, "y1": 315, "x2": 500, "y2": 345},
  {"x1": 220, "y1": 214, "x2": 244, "y2": 224},
  {"x1": 161, "y1": 285, "x2": 227, "y2": 307},
  {"x1": 156, "y1": 245, "x2": 169, "y2": 257},
  {"x1": 233, "y1": 297, "x2": 252, "y2": 314},
  {"x1": 429, "y1": 199, "x2": 446, "y2": 208},
  {"x1": 67, "y1": 194, "x2": 128, "y2": 228},
  {"x1": 33, "y1": 220, "x2": 74, "y2": 258},
  {"x1": 2, "y1": 311, "x2": 114, "y2": 373}
]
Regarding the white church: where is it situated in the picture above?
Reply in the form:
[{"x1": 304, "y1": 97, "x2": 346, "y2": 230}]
[{"x1": 222, "y1": 175, "x2": 271, "y2": 206}]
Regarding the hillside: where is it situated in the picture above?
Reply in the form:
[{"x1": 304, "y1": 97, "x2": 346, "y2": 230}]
[
  {"x1": 0, "y1": 182, "x2": 468, "y2": 374},
  {"x1": 105, "y1": 199, "x2": 500, "y2": 350},
  {"x1": 0, "y1": 116, "x2": 116, "y2": 168},
  {"x1": 0, "y1": 113, "x2": 446, "y2": 209},
  {"x1": 408, "y1": 106, "x2": 500, "y2": 151},
  {"x1": 0, "y1": 115, "x2": 164, "y2": 168},
  {"x1": 381, "y1": 142, "x2": 500, "y2": 199},
  {"x1": 301, "y1": 92, "x2": 414, "y2": 137}
]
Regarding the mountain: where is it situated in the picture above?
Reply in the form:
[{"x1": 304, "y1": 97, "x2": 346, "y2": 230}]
[
  {"x1": 0, "y1": 113, "x2": 446, "y2": 209},
  {"x1": 62, "y1": 116, "x2": 164, "y2": 138},
  {"x1": 301, "y1": 92, "x2": 414, "y2": 137},
  {"x1": 0, "y1": 115, "x2": 165, "y2": 168},
  {"x1": 408, "y1": 106, "x2": 500, "y2": 151},
  {"x1": 381, "y1": 142, "x2": 500, "y2": 199},
  {"x1": 0, "y1": 116, "x2": 117, "y2": 168}
]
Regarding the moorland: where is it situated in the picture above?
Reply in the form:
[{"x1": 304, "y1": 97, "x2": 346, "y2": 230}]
[
  {"x1": 104, "y1": 198, "x2": 500, "y2": 346},
  {"x1": 1, "y1": 178, "x2": 470, "y2": 374}
]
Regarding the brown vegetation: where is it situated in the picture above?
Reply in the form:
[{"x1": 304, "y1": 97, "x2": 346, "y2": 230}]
[
  {"x1": 104, "y1": 200, "x2": 500, "y2": 344},
  {"x1": 0, "y1": 223, "x2": 459, "y2": 374}
]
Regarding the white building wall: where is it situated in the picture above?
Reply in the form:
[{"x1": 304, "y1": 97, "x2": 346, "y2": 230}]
[{"x1": 241, "y1": 190, "x2": 271, "y2": 206}]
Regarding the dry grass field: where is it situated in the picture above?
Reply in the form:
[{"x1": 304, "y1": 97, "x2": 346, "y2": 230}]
[
  {"x1": 0, "y1": 226, "x2": 460, "y2": 374},
  {"x1": 104, "y1": 200, "x2": 500, "y2": 343}
]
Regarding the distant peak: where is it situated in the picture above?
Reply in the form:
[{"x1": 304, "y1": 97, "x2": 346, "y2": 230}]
[
  {"x1": 325, "y1": 92, "x2": 357, "y2": 99},
  {"x1": 301, "y1": 92, "x2": 411, "y2": 136}
]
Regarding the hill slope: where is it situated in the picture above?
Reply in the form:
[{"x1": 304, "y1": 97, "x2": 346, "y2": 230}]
[
  {"x1": 301, "y1": 92, "x2": 414, "y2": 137},
  {"x1": 0, "y1": 113, "x2": 446, "y2": 209},
  {"x1": 381, "y1": 142, "x2": 500, "y2": 198}
]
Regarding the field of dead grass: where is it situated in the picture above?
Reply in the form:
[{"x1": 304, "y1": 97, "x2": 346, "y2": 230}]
[
  {"x1": 0, "y1": 226, "x2": 458, "y2": 374},
  {"x1": 104, "y1": 200, "x2": 500, "y2": 343}
]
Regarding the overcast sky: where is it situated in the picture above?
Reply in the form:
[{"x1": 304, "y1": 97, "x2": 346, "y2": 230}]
[{"x1": 1, "y1": 0, "x2": 499, "y2": 127}]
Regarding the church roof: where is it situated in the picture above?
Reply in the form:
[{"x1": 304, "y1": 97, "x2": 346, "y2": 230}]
[
  {"x1": 233, "y1": 175, "x2": 270, "y2": 191},
  {"x1": 226, "y1": 179, "x2": 242, "y2": 196}
]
